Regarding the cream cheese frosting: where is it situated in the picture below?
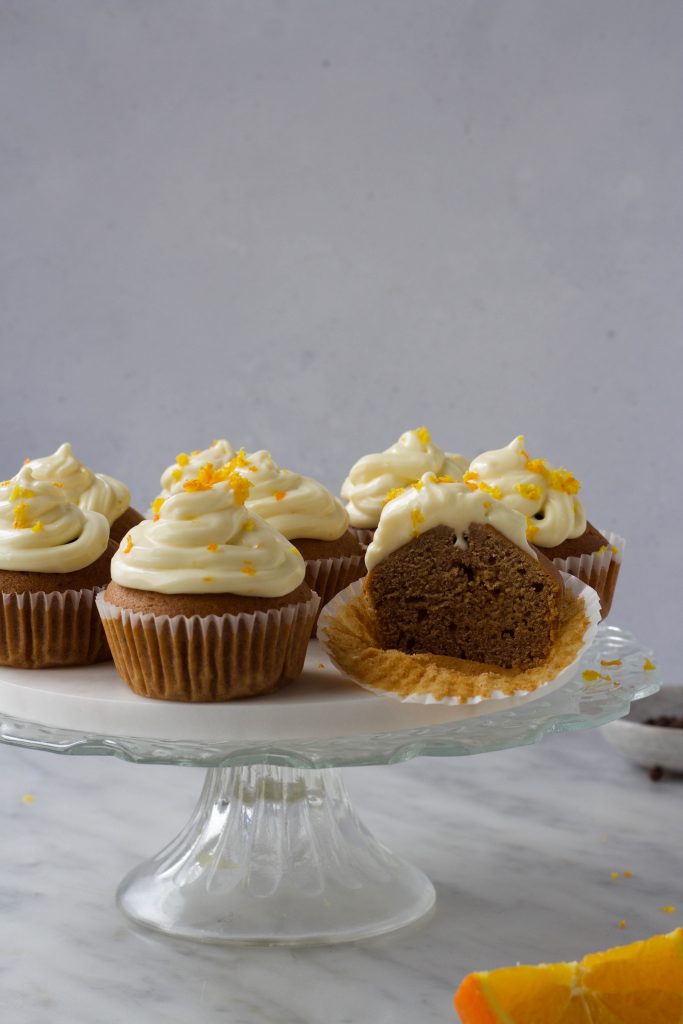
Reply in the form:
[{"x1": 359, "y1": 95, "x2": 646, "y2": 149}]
[
  {"x1": 27, "y1": 443, "x2": 131, "y2": 527},
  {"x1": 341, "y1": 428, "x2": 469, "y2": 529},
  {"x1": 113, "y1": 467, "x2": 306, "y2": 597},
  {"x1": 159, "y1": 440, "x2": 237, "y2": 497},
  {"x1": 465, "y1": 436, "x2": 586, "y2": 548},
  {"x1": 0, "y1": 467, "x2": 110, "y2": 573},
  {"x1": 365, "y1": 472, "x2": 536, "y2": 571},
  {"x1": 239, "y1": 450, "x2": 349, "y2": 541}
]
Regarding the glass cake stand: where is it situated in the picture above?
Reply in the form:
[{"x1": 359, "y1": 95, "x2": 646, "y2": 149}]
[{"x1": 0, "y1": 625, "x2": 659, "y2": 946}]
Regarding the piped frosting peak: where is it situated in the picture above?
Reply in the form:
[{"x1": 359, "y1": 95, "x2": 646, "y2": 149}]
[
  {"x1": 26, "y1": 443, "x2": 130, "y2": 526},
  {"x1": 159, "y1": 440, "x2": 237, "y2": 497},
  {"x1": 341, "y1": 428, "x2": 469, "y2": 529},
  {"x1": 466, "y1": 436, "x2": 586, "y2": 547}
]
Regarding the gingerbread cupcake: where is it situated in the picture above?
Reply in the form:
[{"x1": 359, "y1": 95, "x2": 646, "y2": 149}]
[
  {"x1": 237, "y1": 449, "x2": 364, "y2": 617},
  {"x1": 26, "y1": 443, "x2": 142, "y2": 544},
  {"x1": 98, "y1": 467, "x2": 318, "y2": 701},
  {"x1": 465, "y1": 436, "x2": 622, "y2": 618},
  {"x1": 0, "y1": 467, "x2": 115, "y2": 668},
  {"x1": 341, "y1": 427, "x2": 469, "y2": 545}
]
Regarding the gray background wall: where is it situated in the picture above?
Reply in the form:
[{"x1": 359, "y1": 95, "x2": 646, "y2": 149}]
[{"x1": 1, "y1": 2, "x2": 680, "y2": 671}]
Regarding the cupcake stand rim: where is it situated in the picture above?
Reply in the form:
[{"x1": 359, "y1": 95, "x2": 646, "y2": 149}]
[{"x1": 0, "y1": 623, "x2": 660, "y2": 945}]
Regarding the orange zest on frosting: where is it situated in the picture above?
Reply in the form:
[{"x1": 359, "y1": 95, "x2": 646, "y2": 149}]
[
  {"x1": 10, "y1": 485, "x2": 35, "y2": 502},
  {"x1": 227, "y1": 472, "x2": 252, "y2": 506},
  {"x1": 273, "y1": 490, "x2": 286, "y2": 501},
  {"x1": 515, "y1": 482, "x2": 542, "y2": 502},
  {"x1": 463, "y1": 470, "x2": 479, "y2": 490},
  {"x1": 241, "y1": 560, "x2": 257, "y2": 576},
  {"x1": 223, "y1": 448, "x2": 256, "y2": 476},
  {"x1": 123, "y1": 535, "x2": 134, "y2": 554},
  {"x1": 176, "y1": 453, "x2": 190, "y2": 467},
  {"x1": 53, "y1": 481, "x2": 64, "y2": 488},
  {"x1": 383, "y1": 486, "x2": 406, "y2": 505},
  {"x1": 31, "y1": 521, "x2": 43, "y2": 533},
  {"x1": 414, "y1": 426, "x2": 431, "y2": 444},
  {"x1": 526, "y1": 518, "x2": 540, "y2": 541},
  {"x1": 600, "y1": 659, "x2": 623, "y2": 667},
  {"x1": 151, "y1": 497, "x2": 166, "y2": 521},
  {"x1": 207, "y1": 543, "x2": 218, "y2": 552},
  {"x1": 410, "y1": 508, "x2": 425, "y2": 535},
  {"x1": 243, "y1": 518, "x2": 254, "y2": 532},
  {"x1": 12, "y1": 503, "x2": 30, "y2": 529}
]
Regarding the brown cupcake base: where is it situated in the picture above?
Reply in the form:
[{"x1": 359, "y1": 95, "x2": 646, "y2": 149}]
[
  {"x1": 97, "y1": 589, "x2": 320, "y2": 702},
  {"x1": 110, "y1": 506, "x2": 145, "y2": 545},
  {"x1": 349, "y1": 526, "x2": 375, "y2": 548}
]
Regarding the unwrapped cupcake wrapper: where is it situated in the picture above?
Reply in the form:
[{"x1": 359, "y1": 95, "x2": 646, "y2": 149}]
[
  {"x1": 96, "y1": 591, "x2": 320, "y2": 702},
  {"x1": 304, "y1": 552, "x2": 366, "y2": 632},
  {"x1": 0, "y1": 587, "x2": 111, "y2": 669},
  {"x1": 551, "y1": 529, "x2": 624, "y2": 620},
  {"x1": 317, "y1": 573, "x2": 600, "y2": 705}
]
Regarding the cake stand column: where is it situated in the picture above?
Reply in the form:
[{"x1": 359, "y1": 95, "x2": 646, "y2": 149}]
[{"x1": 116, "y1": 763, "x2": 435, "y2": 945}]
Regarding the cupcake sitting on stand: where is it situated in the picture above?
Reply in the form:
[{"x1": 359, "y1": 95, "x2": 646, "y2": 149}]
[{"x1": 98, "y1": 466, "x2": 319, "y2": 701}]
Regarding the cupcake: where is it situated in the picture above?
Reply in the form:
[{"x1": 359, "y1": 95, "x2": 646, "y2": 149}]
[
  {"x1": 341, "y1": 427, "x2": 469, "y2": 546},
  {"x1": 465, "y1": 436, "x2": 622, "y2": 618},
  {"x1": 157, "y1": 439, "x2": 236, "y2": 498},
  {"x1": 97, "y1": 467, "x2": 319, "y2": 701},
  {"x1": 0, "y1": 467, "x2": 115, "y2": 668},
  {"x1": 26, "y1": 443, "x2": 142, "y2": 544},
  {"x1": 238, "y1": 449, "x2": 365, "y2": 617},
  {"x1": 319, "y1": 473, "x2": 598, "y2": 703}
]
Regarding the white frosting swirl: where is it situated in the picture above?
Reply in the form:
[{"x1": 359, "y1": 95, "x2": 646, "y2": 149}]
[
  {"x1": 241, "y1": 450, "x2": 348, "y2": 541},
  {"x1": 365, "y1": 473, "x2": 536, "y2": 571},
  {"x1": 341, "y1": 428, "x2": 468, "y2": 529},
  {"x1": 467, "y1": 436, "x2": 587, "y2": 548},
  {"x1": 112, "y1": 473, "x2": 306, "y2": 597},
  {"x1": 159, "y1": 440, "x2": 237, "y2": 497},
  {"x1": 27, "y1": 443, "x2": 131, "y2": 526},
  {"x1": 0, "y1": 467, "x2": 110, "y2": 573}
]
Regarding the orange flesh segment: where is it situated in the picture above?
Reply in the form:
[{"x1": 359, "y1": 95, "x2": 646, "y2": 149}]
[{"x1": 454, "y1": 929, "x2": 683, "y2": 1024}]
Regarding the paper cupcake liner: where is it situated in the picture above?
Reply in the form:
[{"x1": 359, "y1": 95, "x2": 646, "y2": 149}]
[
  {"x1": 349, "y1": 526, "x2": 375, "y2": 548},
  {"x1": 317, "y1": 573, "x2": 600, "y2": 705},
  {"x1": 96, "y1": 591, "x2": 320, "y2": 702},
  {"x1": 551, "y1": 529, "x2": 624, "y2": 620},
  {"x1": 0, "y1": 587, "x2": 111, "y2": 669},
  {"x1": 304, "y1": 552, "x2": 366, "y2": 634}
]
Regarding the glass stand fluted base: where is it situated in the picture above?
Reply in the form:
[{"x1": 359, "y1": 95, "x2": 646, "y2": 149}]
[{"x1": 116, "y1": 764, "x2": 436, "y2": 946}]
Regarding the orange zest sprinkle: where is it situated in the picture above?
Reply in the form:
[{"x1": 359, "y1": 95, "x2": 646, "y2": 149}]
[
  {"x1": 526, "y1": 519, "x2": 540, "y2": 541},
  {"x1": 435, "y1": 474, "x2": 454, "y2": 484},
  {"x1": 151, "y1": 497, "x2": 165, "y2": 521},
  {"x1": 601, "y1": 659, "x2": 623, "y2": 667},
  {"x1": 618, "y1": 919, "x2": 627, "y2": 929},
  {"x1": 223, "y1": 448, "x2": 256, "y2": 475},
  {"x1": 171, "y1": 468, "x2": 182, "y2": 483},
  {"x1": 610, "y1": 872, "x2": 620, "y2": 880},
  {"x1": 23, "y1": 457, "x2": 30, "y2": 465},
  {"x1": 661, "y1": 906, "x2": 677, "y2": 914},
  {"x1": 243, "y1": 518, "x2": 254, "y2": 532},
  {"x1": 290, "y1": 546, "x2": 299, "y2": 555},
  {"x1": 273, "y1": 490, "x2": 286, "y2": 501},
  {"x1": 22, "y1": 794, "x2": 34, "y2": 805},
  {"x1": 643, "y1": 658, "x2": 656, "y2": 671},
  {"x1": 549, "y1": 467, "x2": 581, "y2": 495},
  {"x1": 515, "y1": 482, "x2": 542, "y2": 502},
  {"x1": 241, "y1": 561, "x2": 257, "y2": 576},
  {"x1": 123, "y1": 535, "x2": 134, "y2": 554},
  {"x1": 10, "y1": 485, "x2": 35, "y2": 502},
  {"x1": 414, "y1": 426, "x2": 431, "y2": 444},
  {"x1": 176, "y1": 453, "x2": 190, "y2": 467},
  {"x1": 479, "y1": 481, "x2": 503, "y2": 500},
  {"x1": 202, "y1": 575, "x2": 214, "y2": 582},
  {"x1": 383, "y1": 486, "x2": 405, "y2": 505},
  {"x1": 227, "y1": 471, "x2": 252, "y2": 506},
  {"x1": 462, "y1": 470, "x2": 479, "y2": 490},
  {"x1": 525, "y1": 457, "x2": 547, "y2": 476},
  {"x1": 31, "y1": 521, "x2": 43, "y2": 533},
  {"x1": 623, "y1": 870, "x2": 633, "y2": 879},
  {"x1": 53, "y1": 481, "x2": 64, "y2": 488},
  {"x1": 410, "y1": 508, "x2": 425, "y2": 535},
  {"x1": 207, "y1": 543, "x2": 218, "y2": 552},
  {"x1": 191, "y1": 450, "x2": 201, "y2": 456},
  {"x1": 0, "y1": 480, "x2": 11, "y2": 487},
  {"x1": 583, "y1": 669, "x2": 613, "y2": 683},
  {"x1": 12, "y1": 503, "x2": 30, "y2": 529},
  {"x1": 412, "y1": 479, "x2": 424, "y2": 491}
]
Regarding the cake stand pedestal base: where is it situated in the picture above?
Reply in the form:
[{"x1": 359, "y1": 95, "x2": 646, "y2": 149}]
[{"x1": 116, "y1": 764, "x2": 436, "y2": 946}]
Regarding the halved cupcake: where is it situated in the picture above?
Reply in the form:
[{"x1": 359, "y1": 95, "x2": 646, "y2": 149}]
[
  {"x1": 98, "y1": 467, "x2": 318, "y2": 701},
  {"x1": 465, "y1": 436, "x2": 622, "y2": 618},
  {"x1": 26, "y1": 443, "x2": 142, "y2": 544},
  {"x1": 341, "y1": 427, "x2": 468, "y2": 546},
  {"x1": 0, "y1": 467, "x2": 115, "y2": 667}
]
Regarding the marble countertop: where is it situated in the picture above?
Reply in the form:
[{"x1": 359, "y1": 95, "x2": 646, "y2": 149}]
[{"x1": 2, "y1": 719, "x2": 681, "y2": 1024}]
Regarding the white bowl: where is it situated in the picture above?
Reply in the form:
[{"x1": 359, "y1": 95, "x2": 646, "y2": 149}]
[{"x1": 601, "y1": 685, "x2": 683, "y2": 773}]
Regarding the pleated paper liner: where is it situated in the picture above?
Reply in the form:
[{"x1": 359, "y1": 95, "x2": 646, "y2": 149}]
[
  {"x1": 551, "y1": 529, "x2": 624, "y2": 620},
  {"x1": 349, "y1": 526, "x2": 375, "y2": 548},
  {"x1": 318, "y1": 573, "x2": 600, "y2": 705},
  {"x1": 96, "y1": 591, "x2": 320, "y2": 702},
  {"x1": 304, "y1": 552, "x2": 366, "y2": 633},
  {"x1": 0, "y1": 586, "x2": 111, "y2": 669}
]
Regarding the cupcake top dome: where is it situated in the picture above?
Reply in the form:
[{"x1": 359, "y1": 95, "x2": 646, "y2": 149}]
[
  {"x1": 159, "y1": 440, "x2": 237, "y2": 497},
  {"x1": 465, "y1": 436, "x2": 586, "y2": 547},
  {"x1": 0, "y1": 466, "x2": 110, "y2": 572},
  {"x1": 240, "y1": 449, "x2": 348, "y2": 541},
  {"x1": 365, "y1": 471, "x2": 536, "y2": 571},
  {"x1": 26, "y1": 443, "x2": 131, "y2": 527},
  {"x1": 341, "y1": 427, "x2": 469, "y2": 530},
  {"x1": 114, "y1": 466, "x2": 305, "y2": 597}
]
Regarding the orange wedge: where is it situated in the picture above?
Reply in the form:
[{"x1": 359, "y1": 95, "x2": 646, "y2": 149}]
[{"x1": 454, "y1": 929, "x2": 683, "y2": 1024}]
